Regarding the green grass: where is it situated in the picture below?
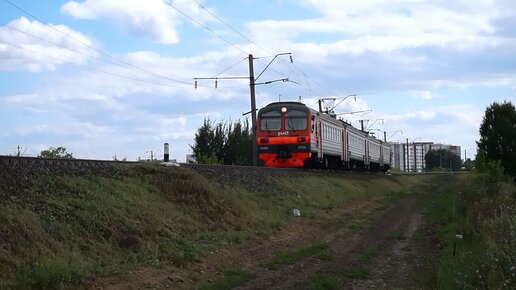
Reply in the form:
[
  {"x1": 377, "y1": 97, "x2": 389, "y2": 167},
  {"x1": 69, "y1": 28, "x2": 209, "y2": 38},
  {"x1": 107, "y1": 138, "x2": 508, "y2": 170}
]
[
  {"x1": 199, "y1": 268, "x2": 253, "y2": 290},
  {"x1": 15, "y1": 256, "x2": 84, "y2": 290},
  {"x1": 263, "y1": 243, "x2": 330, "y2": 270},
  {"x1": 332, "y1": 246, "x2": 380, "y2": 282},
  {"x1": 419, "y1": 174, "x2": 516, "y2": 289},
  {"x1": 309, "y1": 274, "x2": 340, "y2": 290},
  {"x1": 0, "y1": 164, "x2": 433, "y2": 289},
  {"x1": 341, "y1": 264, "x2": 370, "y2": 279},
  {"x1": 358, "y1": 246, "x2": 381, "y2": 263},
  {"x1": 384, "y1": 231, "x2": 406, "y2": 240}
]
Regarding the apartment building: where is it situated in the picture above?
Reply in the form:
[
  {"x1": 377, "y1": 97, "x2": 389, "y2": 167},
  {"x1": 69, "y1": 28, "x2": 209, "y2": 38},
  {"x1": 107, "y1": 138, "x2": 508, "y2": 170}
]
[{"x1": 389, "y1": 141, "x2": 461, "y2": 172}]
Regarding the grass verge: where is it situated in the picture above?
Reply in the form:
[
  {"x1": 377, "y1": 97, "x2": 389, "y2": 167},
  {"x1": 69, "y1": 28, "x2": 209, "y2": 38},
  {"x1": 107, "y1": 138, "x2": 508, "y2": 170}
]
[{"x1": 423, "y1": 173, "x2": 516, "y2": 289}]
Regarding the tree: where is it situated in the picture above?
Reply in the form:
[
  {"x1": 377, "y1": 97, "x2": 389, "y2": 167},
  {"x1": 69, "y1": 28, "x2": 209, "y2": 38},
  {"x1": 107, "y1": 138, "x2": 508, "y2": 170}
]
[
  {"x1": 190, "y1": 118, "x2": 219, "y2": 164},
  {"x1": 463, "y1": 158, "x2": 474, "y2": 171},
  {"x1": 190, "y1": 118, "x2": 252, "y2": 165},
  {"x1": 224, "y1": 119, "x2": 252, "y2": 165},
  {"x1": 39, "y1": 146, "x2": 74, "y2": 159},
  {"x1": 425, "y1": 149, "x2": 462, "y2": 171},
  {"x1": 477, "y1": 101, "x2": 516, "y2": 177}
]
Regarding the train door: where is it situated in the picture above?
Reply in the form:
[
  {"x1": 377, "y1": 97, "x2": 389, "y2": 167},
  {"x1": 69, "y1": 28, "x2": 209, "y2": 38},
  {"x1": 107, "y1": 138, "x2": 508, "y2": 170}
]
[
  {"x1": 364, "y1": 139, "x2": 369, "y2": 170},
  {"x1": 317, "y1": 120, "x2": 323, "y2": 160},
  {"x1": 380, "y1": 141, "x2": 384, "y2": 166},
  {"x1": 342, "y1": 127, "x2": 348, "y2": 166}
]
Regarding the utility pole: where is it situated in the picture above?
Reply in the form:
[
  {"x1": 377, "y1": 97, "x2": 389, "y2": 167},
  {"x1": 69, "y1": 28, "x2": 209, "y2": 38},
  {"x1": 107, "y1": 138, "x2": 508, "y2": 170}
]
[
  {"x1": 146, "y1": 150, "x2": 154, "y2": 162},
  {"x1": 248, "y1": 54, "x2": 258, "y2": 166},
  {"x1": 406, "y1": 138, "x2": 409, "y2": 172},
  {"x1": 359, "y1": 120, "x2": 365, "y2": 131},
  {"x1": 413, "y1": 142, "x2": 417, "y2": 172},
  {"x1": 383, "y1": 131, "x2": 387, "y2": 142},
  {"x1": 194, "y1": 53, "x2": 292, "y2": 166}
]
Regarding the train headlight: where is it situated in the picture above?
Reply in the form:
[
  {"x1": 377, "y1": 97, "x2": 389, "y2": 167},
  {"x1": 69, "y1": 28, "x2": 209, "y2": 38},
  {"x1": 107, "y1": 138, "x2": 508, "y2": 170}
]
[{"x1": 281, "y1": 107, "x2": 287, "y2": 113}]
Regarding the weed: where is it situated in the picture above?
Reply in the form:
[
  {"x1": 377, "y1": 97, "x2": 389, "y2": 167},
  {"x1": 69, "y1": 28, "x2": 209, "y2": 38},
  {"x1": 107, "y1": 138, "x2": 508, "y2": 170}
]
[
  {"x1": 348, "y1": 222, "x2": 365, "y2": 232},
  {"x1": 309, "y1": 274, "x2": 340, "y2": 290},
  {"x1": 263, "y1": 243, "x2": 329, "y2": 270},
  {"x1": 341, "y1": 264, "x2": 370, "y2": 279},
  {"x1": 384, "y1": 231, "x2": 406, "y2": 240},
  {"x1": 199, "y1": 268, "x2": 253, "y2": 290},
  {"x1": 16, "y1": 256, "x2": 84, "y2": 289},
  {"x1": 424, "y1": 173, "x2": 516, "y2": 289},
  {"x1": 358, "y1": 246, "x2": 380, "y2": 264}
]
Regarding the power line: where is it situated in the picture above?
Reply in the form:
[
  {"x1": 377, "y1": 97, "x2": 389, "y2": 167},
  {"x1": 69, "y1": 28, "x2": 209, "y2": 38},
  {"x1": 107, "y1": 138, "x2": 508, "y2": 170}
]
[
  {"x1": 3, "y1": 0, "x2": 196, "y2": 86},
  {"x1": 192, "y1": 0, "x2": 270, "y2": 54},
  {"x1": 2, "y1": 24, "x2": 127, "y2": 69},
  {"x1": 211, "y1": 56, "x2": 247, "y2": 78},
  {"x1": 0, "y1": 38, "x2": 192, "y2": 88},
  {"x1": 191, "y1": 1, "x2": 351, "y2": 100},
  {"x1": 161, "y1": 0, "x2": 248, "y2": 56}
]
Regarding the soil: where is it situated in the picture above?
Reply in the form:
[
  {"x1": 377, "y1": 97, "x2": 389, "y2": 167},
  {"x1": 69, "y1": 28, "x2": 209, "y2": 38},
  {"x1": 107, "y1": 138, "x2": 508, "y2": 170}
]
[{"x1": 85, "y1": 191, "x2": 438, "y2": 289}]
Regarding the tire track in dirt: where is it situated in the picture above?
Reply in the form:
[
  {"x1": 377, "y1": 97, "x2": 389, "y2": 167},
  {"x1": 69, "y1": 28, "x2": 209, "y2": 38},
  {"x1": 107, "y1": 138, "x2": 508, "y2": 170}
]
[
  {"x1": 236, "y1": 196, "x2": 419, "y2": 289},
  {"x1": 85, "y1": 199, "x2": 377, "y2": 290}
]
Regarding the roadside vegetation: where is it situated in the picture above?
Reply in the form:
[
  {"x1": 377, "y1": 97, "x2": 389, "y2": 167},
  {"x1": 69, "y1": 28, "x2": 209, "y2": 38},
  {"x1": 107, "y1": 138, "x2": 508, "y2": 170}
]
[
  {"x1": 426, "y1": 100, "x2": 516, "y2": 289},
  {"x1": 425, "y1": 170, "x2": 515, "y2": 289}
]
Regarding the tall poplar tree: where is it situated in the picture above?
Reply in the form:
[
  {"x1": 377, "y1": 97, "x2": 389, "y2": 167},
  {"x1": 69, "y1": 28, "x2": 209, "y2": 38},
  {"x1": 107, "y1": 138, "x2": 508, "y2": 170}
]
[{"x1": 477, "y1": 100, "x2": 516, "y2": 177}]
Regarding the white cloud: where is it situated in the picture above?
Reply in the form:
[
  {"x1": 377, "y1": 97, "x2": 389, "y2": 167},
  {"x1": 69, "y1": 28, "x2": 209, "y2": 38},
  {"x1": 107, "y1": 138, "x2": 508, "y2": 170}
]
[
  {"x1": 248, "y1": 0, "x2": 513, "y2": 59},
  {"x1": 0, "y1": 17, "x2": 94, "y2": 72},
  {"x1": 412, "y1": 90, "x2": 440, "y2": 100},
  {"x1": 61, "y1": 0, "x2": 213, "y2": 44}
]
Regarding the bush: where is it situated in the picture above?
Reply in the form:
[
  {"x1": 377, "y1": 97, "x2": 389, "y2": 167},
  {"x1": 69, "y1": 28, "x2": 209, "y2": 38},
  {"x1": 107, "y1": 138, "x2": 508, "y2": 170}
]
[{"x1": 450, "y1": 171, "x2": 516, "y2": 289}]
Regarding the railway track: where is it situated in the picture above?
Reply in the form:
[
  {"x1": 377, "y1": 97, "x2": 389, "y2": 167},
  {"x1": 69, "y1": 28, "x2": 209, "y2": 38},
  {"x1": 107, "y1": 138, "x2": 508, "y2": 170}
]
[
  {"x1": 0, "y1": 155, "x2": 139, "y2": 166},
  {"x1": 0, "y1": 155, "x2": 460, "y2": 176}
]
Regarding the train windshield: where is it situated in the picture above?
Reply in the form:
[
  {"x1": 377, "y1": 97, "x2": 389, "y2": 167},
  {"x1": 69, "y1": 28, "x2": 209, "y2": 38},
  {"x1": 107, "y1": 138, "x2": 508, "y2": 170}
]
[
  {"x1": 285, "y1": 110, "x2": 307, "y2": 131},
  {"x1": 260, "y1": 110, "x2": 281, "y2": 130}
]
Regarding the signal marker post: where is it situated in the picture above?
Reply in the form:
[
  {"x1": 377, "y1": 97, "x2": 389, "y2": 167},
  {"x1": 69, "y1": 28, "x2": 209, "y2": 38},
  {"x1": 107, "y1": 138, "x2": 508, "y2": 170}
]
[{"x1": 164, "y1": 143, "x2": 169, "y2": 162}]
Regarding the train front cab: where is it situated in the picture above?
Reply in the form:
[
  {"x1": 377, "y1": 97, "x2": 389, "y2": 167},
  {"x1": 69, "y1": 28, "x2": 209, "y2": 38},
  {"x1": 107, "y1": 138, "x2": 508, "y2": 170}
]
[{"x1": 256, "y1": 103, "x2": 311, "y2": 167}]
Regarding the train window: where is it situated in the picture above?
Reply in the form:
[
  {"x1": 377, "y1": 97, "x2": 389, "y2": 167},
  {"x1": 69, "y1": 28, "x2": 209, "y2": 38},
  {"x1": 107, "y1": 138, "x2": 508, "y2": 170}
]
[
  {"x1": 285, "y1": 110, "x2": 307, "y2": 131},
  {"x1": 260, "y1": 110, "x2": 281, "y2": 130}
]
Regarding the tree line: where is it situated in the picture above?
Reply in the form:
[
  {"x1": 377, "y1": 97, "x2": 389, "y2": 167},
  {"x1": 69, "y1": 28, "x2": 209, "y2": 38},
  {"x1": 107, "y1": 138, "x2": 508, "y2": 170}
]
[{"x1": 190, "y1": 118, "x2": 252, "y2": 165}]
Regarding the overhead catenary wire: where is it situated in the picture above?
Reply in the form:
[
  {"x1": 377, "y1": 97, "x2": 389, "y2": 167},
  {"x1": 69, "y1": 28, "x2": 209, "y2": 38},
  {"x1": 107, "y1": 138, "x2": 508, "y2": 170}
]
[
  {"x1": 161, "y1": 0, "x2": 248, "y2": 56},
  {"x1": 192, "y1": 0, "x2": 353, "y2": 101},
  {"x1": 210, "y1": 56, "x2": 247, "y2": 78},
  {"x1": 2, "y1": 24, "x2": 131, "y2": 70},
  {"x1": 192, "y1": 0, "x2": 271, "y2": 55},
  {"x1": 164, "y1": 0, "x2": 321, "y2": 98},
  {"x1": 4, "y1": 0, "x2": 353, "y2": 101},
  {"x1": 0, "y1": 38, "x2": 193, "y2": 89},
  {"x1": 2, "y1": 0, "x2": 198, "y2": 87}
]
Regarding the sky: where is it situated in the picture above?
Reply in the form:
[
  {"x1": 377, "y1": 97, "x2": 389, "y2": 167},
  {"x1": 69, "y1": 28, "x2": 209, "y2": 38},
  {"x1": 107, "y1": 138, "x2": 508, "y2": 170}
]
[{"x1": 1, "y1": 0, "x2": 515, "y2": 161}]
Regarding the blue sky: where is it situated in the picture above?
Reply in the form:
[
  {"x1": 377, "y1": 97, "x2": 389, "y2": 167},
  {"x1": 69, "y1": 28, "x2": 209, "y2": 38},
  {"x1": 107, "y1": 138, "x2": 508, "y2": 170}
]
[{"x1": 1, "y1": 0, "x2": 515, "y2": 161}]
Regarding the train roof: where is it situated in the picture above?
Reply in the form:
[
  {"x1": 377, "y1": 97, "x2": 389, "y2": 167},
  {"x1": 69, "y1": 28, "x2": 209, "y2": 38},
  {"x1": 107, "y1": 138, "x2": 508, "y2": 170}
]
[
  {"x1": 258, "y1": 101, "x2": 385, "y2": 143},
  {"x1": 259, "y1": 101, "x2": 310, "y2": 112}
]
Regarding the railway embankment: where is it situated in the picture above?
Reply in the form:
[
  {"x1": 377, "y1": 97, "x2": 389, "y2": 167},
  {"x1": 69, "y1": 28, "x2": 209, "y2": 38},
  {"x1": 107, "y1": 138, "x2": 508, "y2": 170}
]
[{"x1": 5, "y1": 160, "x2": 510, "y2": 289}]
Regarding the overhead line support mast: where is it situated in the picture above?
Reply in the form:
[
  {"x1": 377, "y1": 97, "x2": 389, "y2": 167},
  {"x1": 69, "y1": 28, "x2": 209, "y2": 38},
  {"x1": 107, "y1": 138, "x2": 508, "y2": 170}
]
[{"x1": 194, "y1": 53, "x2": 292, "y2": 166}]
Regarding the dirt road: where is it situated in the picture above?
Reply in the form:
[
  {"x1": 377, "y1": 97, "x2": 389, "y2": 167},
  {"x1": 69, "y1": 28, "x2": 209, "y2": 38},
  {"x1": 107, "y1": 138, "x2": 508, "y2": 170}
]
[{"x1": 87, "y1": 187, "x2": 437, "y2": 290}]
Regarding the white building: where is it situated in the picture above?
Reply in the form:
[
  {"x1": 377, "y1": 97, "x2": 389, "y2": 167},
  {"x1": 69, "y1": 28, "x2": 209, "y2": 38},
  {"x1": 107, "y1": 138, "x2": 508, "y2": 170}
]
[{"x1": 389, "y1": 141, "x2": 461, "y2": 172}]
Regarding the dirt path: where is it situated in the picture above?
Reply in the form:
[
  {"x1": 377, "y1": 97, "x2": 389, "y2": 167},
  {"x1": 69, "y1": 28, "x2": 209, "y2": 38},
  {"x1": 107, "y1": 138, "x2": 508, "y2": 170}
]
[{"x1": 87, "y1": 192, "x2": 436, "y2": 289}]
